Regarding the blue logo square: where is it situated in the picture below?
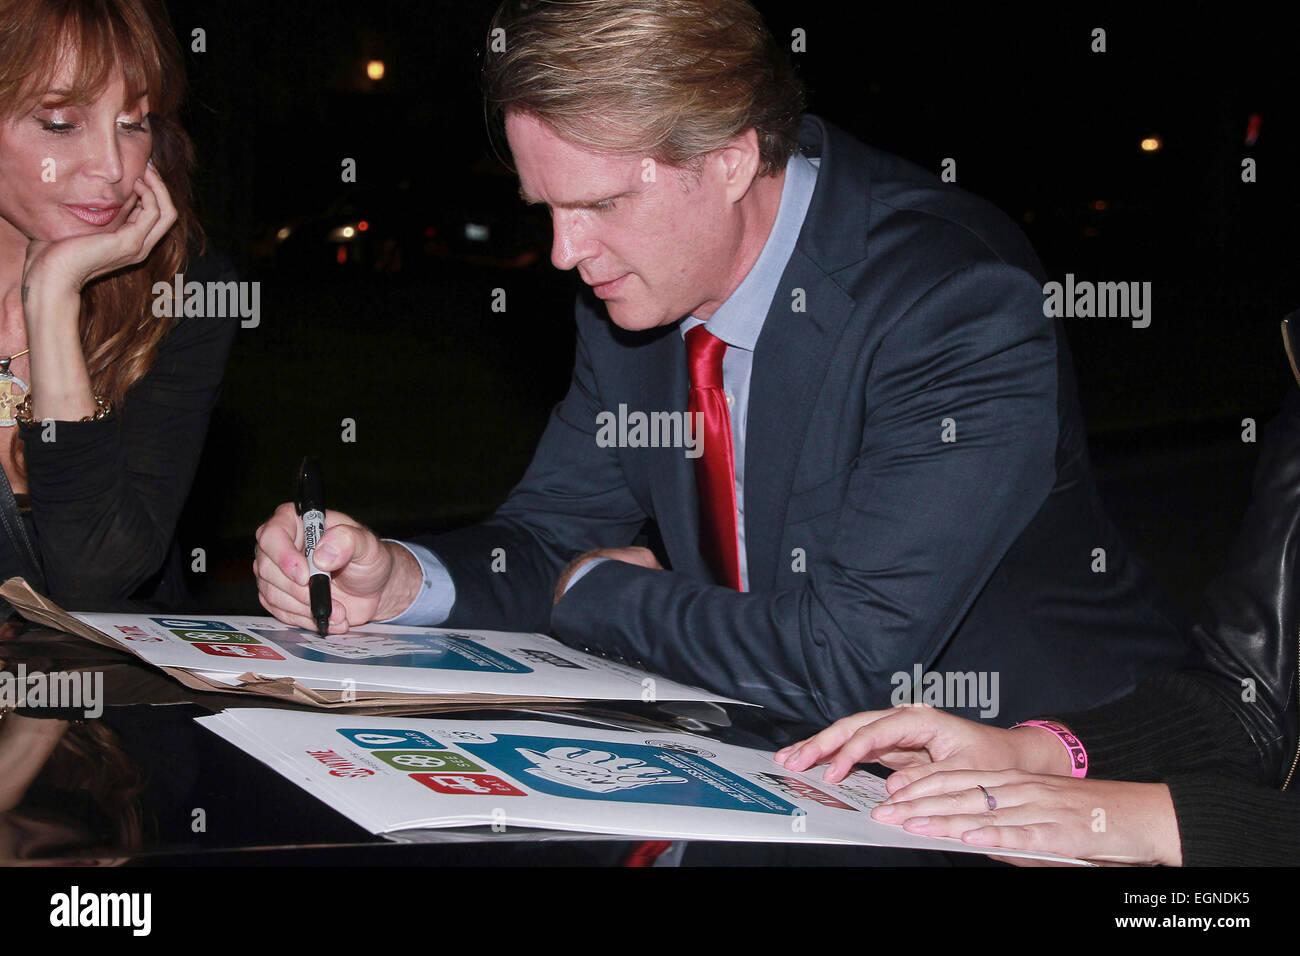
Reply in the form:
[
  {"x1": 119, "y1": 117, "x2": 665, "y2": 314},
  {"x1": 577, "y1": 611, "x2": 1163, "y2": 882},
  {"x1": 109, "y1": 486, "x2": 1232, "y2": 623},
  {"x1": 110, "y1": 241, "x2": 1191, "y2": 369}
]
[{"x1": 337, "y1": 728, "x2": 445, "y2": 750}]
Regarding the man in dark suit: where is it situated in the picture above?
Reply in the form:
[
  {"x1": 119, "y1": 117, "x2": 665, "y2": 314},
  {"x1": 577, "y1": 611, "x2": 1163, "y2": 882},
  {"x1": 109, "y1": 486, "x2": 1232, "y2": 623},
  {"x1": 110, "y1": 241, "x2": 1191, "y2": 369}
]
[{"x1": 253, "y1": 0, "x2": 1187, "y2": 739}]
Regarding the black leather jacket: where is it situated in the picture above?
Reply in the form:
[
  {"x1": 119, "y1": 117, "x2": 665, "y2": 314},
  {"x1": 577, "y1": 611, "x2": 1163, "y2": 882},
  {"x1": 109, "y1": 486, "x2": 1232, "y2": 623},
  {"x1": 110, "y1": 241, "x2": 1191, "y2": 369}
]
[{"x1": 1177, "y1": 317, "x2": 1300, "y2": 787}]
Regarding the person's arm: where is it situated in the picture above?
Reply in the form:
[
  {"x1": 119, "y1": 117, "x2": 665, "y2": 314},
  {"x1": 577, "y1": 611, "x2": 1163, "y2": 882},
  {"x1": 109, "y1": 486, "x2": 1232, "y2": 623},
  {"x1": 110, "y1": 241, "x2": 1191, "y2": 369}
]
[
  {"x1": 0, "y1": 711, "x2": 69, "y2": 812},
  {"x1": 773, "y1": 654, "x2": 1297, "y2": 864},
  {"x1": 1159, "y1": 772, "x2": 1300, "y2": 866},
  {"x1": 1043, "y1": 671, "x2": 1271, "y2": 782},
  {"x1": 1041, "y1": 669, "x2": 1299, "y2": 865},
  {"x1": 553, "y1": 263, "x2": 1058, "y2": 725},
  {"x1": 789, "y1": 672, "x2": 1299, "y2": 865},
  {"x1": 866, "y1": 745, "x2": 1300, "y2": 866},
  {"x1": 19, "y1": 251, "x2": 239, "y2": 606}
]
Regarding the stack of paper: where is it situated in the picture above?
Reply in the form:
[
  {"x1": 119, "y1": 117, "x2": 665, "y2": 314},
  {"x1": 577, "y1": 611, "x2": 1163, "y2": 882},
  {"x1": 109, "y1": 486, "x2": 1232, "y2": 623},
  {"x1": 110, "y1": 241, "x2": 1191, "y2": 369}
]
[
  {"x1": 0, "y1": 578, "x2": 744, "y2": 709},
  {"x1": 83, "y1": 612, "x2": 748, "y2": 708},
  {"x1": 197, "y1": 708, "x2": 1083, "y2": 862}
]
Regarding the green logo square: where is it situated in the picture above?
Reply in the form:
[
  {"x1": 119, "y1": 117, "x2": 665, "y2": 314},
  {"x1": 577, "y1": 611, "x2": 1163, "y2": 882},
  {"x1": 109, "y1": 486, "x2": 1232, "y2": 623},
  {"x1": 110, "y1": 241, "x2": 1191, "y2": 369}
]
[
  {"x1": 373, "y1": 751, "x2": 484, "y2": 773},
  {"x1": 171, "y1": 629, "x2": 259, "y2": 644}
]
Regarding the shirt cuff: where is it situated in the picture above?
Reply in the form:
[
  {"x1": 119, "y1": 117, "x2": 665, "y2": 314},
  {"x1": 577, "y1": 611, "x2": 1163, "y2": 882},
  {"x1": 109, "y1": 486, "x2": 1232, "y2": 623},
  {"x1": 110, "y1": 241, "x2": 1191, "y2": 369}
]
[
  {"x1": 377, "y1": 540, "x2": 455, "y2": 626},
  {"x1": 564, "y1": 556, "x2": 611, "y2": 595}
]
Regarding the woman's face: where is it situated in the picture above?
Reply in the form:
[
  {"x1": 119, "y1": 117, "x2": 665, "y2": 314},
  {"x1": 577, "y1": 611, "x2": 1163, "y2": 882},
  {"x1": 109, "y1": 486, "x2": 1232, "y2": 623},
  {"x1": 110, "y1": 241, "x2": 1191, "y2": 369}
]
[{"x1": 0, "y1": 59, "x2": 152, "y2": 245}]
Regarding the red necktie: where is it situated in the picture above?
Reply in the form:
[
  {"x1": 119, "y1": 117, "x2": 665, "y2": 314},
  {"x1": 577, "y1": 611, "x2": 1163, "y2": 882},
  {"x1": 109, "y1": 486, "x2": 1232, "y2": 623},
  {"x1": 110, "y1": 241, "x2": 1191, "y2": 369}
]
[
  {"x1": 619, "y1": 326, "x2": 741, "y2": 869},
  {"x1": 685, "y1": 324, "x2": 742, "y2": 591},
  {"x1": 621, "y1": 840, "x2": 673, "y2": 866}
]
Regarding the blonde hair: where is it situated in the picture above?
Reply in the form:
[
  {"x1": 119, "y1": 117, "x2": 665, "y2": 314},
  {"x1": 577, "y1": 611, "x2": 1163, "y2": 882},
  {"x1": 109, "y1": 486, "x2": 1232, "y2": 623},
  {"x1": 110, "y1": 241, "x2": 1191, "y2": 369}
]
[
  {"x1": 0, "y1": 0, "x2": 202, "y2": 409},
  {"x1": 482, "y1": 0, "x2": 805, "y2": 176}
]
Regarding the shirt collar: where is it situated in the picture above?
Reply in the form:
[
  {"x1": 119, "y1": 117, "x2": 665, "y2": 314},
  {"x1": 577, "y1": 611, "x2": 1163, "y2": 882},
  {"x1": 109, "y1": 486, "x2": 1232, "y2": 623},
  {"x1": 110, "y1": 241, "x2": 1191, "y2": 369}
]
[{"x1": 680, "y1": 150, "x2": 819, "y2": 351}]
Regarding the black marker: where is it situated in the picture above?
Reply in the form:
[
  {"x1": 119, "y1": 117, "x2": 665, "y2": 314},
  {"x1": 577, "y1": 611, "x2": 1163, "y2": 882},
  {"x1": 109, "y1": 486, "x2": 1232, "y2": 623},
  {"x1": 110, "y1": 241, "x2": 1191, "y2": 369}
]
[{"x1": 294, "y1": 457, "x2": 332, "y2": 637}]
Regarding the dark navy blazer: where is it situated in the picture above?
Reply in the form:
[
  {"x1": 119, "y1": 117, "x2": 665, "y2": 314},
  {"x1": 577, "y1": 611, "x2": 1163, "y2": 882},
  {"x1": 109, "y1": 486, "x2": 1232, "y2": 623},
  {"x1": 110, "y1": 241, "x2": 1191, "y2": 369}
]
[{"x1": 418, "y1": 114, "x2": 1189, "y2": 732}]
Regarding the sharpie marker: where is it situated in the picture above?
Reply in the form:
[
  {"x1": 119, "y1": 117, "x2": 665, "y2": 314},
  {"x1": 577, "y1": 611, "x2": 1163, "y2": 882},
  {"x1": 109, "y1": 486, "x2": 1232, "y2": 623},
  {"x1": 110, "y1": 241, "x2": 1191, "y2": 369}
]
[{"x1": 294, "y1": 457, "x2": 332, "y2": 637}]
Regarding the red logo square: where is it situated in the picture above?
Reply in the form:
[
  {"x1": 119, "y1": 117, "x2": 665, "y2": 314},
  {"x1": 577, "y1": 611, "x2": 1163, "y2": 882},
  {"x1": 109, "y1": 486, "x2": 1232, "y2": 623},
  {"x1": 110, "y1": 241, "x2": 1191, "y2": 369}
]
[
  {"x1": 191, "y1": 642, "x2": 285, "y2": 660},
  {"x1": 410, "y1": 773, "x2": 526, "y2": 797}
]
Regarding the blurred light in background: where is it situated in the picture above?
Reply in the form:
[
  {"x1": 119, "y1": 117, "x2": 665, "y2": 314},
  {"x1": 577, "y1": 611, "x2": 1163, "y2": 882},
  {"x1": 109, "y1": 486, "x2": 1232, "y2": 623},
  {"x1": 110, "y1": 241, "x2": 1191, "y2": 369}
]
[{"x1": 1245, "y1": 113, "x2": 1262, "y2": 147}]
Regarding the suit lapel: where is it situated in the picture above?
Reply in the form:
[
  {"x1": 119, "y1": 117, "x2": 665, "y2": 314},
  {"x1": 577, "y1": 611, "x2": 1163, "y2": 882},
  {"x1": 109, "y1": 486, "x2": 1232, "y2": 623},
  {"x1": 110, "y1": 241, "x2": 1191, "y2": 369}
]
[
  {"x1": 744, "y1": 258, "x2": 855, "y2": 590},
  {"x1": 744, "y1": 115, "x2": 871, "y2": 591}
]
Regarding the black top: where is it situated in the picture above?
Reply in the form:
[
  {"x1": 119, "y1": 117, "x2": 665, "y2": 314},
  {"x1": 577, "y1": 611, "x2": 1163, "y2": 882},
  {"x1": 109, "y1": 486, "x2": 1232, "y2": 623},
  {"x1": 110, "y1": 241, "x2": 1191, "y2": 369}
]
[
  {"x1": 1047, "y1": 385, "x2": 1300, "y2": 866},
  {"x1": 0, "y1": 248, "x2": 240, "y2": 612},
  {"x1": 1054, "y1": 672, "x2": 1299, "y2": 866}
]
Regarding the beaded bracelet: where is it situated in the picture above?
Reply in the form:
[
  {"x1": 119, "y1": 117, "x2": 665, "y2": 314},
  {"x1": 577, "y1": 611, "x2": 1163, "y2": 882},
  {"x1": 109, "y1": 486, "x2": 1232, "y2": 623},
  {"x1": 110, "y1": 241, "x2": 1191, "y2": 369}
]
[{"x1": 1012, "y1": 719, "x2": 1088, "y2": 778}]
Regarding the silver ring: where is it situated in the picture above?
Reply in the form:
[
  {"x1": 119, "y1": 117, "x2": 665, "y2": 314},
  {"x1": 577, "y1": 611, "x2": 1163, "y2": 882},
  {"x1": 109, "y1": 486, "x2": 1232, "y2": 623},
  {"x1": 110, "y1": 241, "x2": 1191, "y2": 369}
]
[{"x1": 977, "y1": 784, "x2": 997, "y2": 810}]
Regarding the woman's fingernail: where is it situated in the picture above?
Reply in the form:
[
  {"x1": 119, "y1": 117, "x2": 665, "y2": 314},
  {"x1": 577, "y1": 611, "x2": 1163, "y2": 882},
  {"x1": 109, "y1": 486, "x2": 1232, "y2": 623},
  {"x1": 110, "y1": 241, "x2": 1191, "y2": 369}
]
[{"x1": 905, "y1": 817, "x2": 931, "y2": 829}]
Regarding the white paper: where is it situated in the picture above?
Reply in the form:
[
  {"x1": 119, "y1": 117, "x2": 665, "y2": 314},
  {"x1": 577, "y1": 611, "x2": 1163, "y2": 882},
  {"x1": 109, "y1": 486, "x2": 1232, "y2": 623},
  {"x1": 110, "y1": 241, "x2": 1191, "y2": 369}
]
[
  {"x1": 195, "y1": 708, "x2": 1086, "y2": 863},
  {"x1": 73, "y1": 612, "x2": 745, "y2": 705}
]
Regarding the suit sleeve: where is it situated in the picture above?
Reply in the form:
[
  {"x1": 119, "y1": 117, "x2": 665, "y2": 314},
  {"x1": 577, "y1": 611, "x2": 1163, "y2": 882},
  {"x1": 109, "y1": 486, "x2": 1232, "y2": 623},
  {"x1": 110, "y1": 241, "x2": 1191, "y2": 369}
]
[
  {"x1": 553, "y1": 263, "x2": 1058, "y2": 726},
  {"x1": 407, "y1": 298, "x2": 649, "y2": 634},
  {"x1": 19, "y1": 252, "x2": 240, "y2": 606}
]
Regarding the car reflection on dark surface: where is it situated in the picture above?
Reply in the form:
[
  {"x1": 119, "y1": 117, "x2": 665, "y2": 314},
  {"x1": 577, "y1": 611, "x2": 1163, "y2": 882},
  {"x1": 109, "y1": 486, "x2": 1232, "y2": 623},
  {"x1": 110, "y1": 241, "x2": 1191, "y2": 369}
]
[{"x1": 252, "y1": 163, "x2": 550, "y2": 277}]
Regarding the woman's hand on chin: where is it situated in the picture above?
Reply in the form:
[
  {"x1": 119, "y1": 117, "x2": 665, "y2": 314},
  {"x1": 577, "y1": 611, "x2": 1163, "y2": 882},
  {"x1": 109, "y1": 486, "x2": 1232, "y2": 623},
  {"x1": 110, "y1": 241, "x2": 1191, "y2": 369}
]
[{"x1": 22, "y1": 161, "x2": 176, "y2": 301}]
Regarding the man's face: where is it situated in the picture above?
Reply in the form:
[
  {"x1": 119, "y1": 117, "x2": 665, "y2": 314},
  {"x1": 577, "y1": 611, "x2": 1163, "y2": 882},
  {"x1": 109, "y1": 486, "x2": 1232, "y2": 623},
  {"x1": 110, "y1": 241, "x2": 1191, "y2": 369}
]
[{"x1": 506, "y1": 111, "x2": 743, "y2": 330}]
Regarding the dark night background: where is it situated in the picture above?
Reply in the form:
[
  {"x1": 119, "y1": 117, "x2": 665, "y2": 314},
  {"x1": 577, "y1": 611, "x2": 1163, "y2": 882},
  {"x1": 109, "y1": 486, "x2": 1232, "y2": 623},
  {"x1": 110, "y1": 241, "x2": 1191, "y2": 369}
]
[{"x1": 157, "y1": 1, "x2": 1298, "y2": 617}]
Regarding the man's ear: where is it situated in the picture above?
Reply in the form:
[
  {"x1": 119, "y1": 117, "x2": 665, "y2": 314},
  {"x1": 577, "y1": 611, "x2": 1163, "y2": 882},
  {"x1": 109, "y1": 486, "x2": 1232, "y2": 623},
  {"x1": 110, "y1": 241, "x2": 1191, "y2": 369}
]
[{"x1": 717, "y1": 128, "x2": 762, "y2": 202}]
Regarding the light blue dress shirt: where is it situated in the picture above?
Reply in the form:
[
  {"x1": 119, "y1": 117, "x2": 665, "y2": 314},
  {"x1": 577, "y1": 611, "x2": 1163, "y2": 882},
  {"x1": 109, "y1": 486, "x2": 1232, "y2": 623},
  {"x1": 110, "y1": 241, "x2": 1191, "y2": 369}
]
[{"x1": 385, "y1": 151, "x2": 820, "y2": 625}]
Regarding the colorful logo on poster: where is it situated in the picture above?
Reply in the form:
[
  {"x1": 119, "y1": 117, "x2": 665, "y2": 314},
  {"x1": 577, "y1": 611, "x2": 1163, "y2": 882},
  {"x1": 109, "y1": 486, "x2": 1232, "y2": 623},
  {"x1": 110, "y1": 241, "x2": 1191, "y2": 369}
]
[
  {"x1": 337, "y1": 728, "x2": 445, "y2": 750},
  {"x1": 372, "y1": 751, "x2": 485, "y2": 773},
  {"x1": 410, "y1": 774, "x2": 527, "y2": 797},
  {"x1": 170, "y1": 629, "x2": 259, "y2": 644},
  {"x1": 514, "y1": 747, "x2": 688, "y2": 793},
  {"x1": 191, "y1": 643, "x2": 285, "y2": 660},
  {"x1": 458, "y1": 735, "x2": 797, "y2": 815},
  {"x1": 151, "y1": 617, "x2": 237, "y2": 631}
]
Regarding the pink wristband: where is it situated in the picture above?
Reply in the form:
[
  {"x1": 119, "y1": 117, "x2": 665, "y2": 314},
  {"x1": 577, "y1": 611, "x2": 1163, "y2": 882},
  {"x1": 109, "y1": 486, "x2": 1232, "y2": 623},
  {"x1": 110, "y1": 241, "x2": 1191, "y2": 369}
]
[{"x1": 1012, "y1": 720, "x2": 1088, "y2": 778}]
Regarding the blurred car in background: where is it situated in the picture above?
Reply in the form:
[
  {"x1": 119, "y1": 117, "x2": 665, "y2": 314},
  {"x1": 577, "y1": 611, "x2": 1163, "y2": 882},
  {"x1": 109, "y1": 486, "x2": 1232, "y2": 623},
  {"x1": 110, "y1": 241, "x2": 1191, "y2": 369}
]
[{"x1": 252, "y1": 160, "x2": 549, "y2": 277}]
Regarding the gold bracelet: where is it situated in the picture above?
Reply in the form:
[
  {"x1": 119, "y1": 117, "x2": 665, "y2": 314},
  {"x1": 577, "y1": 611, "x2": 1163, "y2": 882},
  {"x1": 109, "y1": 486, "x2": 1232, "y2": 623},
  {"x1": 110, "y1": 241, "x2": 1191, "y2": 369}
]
[{"x1": 14, "y1": 393, "x2": 112, "y2": 426}]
